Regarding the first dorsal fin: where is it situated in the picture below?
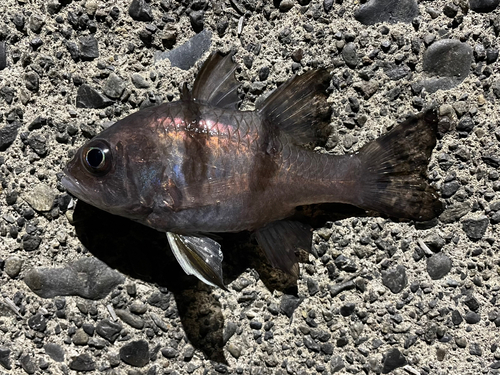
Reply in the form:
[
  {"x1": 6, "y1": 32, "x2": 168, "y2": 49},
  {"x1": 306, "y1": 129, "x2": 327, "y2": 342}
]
[
  {"x1": 185, "y1": 51, "x2": 241, "y2": 110},
  {"x1": 257, "y1": 69, "x2": 332, "y2": 145}
]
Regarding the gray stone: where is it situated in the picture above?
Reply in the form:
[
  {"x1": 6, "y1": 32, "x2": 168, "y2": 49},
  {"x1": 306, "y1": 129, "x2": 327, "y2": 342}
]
[
  {"x1": 79, "y1": 35, "x2": 99, "y2": 60},
  {"x1": 115, "y1": 309, "x2": 144, "y2": 329},
  {"x1": 128, "y1": 0, "x2": 153, "y2": 21},
  {"x1": 20, "y1": 354, "x2": 36, "y2": 374},
  {"x1": 103, "y1": 73, "x2": 126, "y2": 99},
  {"x1": 439, "y1": 202, "x2": 471, "y2": 223},
  {"x1": 24, "y1": 257, "x2": 125, "y2": 299},
  {"x1": 69, "y1": 353, "x2": 95, "y2": 372},
  {"x1": 342, "y1": 42, "x2": 359, "y2": 68},
  {"x1": 330, "y1": 355, "x2": 345, "y2": 373},
  {"x1": 426, "y1": 253, "x2": 452, "y2": 280},
  {"x1": 4, "y1": 256, "x2": 23, "y2": 278},
  {"x1": 76, "y1": 84, "x2": 114, "y2": 109},
  {"x1": 422, "y1": 39, "x2": 473, "y2": 93},
  {"x1": 280, "y1": 294, "x2": 304, "y2": 318},
  {"x1": 0, "y1": 41, "x2": 6, "y2": 70},
  {"x1": 131, "y1": 73, "x2": 150, "y2": 89},
  {"x1": 96, "y1": 319, "x2": 122, "y2": 343},
  {"x1": 0, "y1": 122, "x2": 21, "y2": 151},
  {"x1": 354, "y1": 0, "x2": 419, "y2": 25},
  {"x1": 382, "y1": 265, "x2": 407, "y2": 293},
  {"x1": 0, "y1": 347, "x2": 11, "y2": 370},
  {"x1": 72, "y1": 328, "x2": 89, "y2": 345},
  {"x1": 469, "y1": 0, "x2": 499, "y2": 13},
  {"x1": 120, "y1": 340, "x2": 149, "y2": 367},
  {"x1": 382, "y1": 348, "x2": 407, "y2": 373},
  {"x1": 22, "y1": 184, "x2": 56, "y2": 212},
  {"x1": 462, "y1": 215, "x2": 489, "y2": 240},
  {"x1": 44, "y1": 343, "x2": 65, "y2": 362}
]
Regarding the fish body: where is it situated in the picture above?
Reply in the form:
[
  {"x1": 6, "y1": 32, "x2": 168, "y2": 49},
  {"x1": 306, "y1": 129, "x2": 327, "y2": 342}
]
[{"x1": 63, "y1": 52, "x2": 443, "y2": 288}]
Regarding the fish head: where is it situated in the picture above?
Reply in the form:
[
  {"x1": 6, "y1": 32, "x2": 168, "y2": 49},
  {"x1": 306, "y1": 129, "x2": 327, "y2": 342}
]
[{"x1": 62, "y1": 121, "x2": 161, "y2": 221}]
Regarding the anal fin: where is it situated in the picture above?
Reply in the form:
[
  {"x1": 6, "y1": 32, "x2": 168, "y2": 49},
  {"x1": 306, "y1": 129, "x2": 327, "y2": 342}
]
[
  {"x1": 255, "y1": 221, "x2": 313, "y2": 278},
  {"x1": 166, "y1": 232, "x2": 226, "y2": 289}
]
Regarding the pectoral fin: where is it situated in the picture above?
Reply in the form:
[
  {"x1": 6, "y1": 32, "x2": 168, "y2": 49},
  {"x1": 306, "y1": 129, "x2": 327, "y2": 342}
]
[
  {"x1": 255, "y1": 221, "x2": 313, "y2": 278},
  {"x1": 166, "y1": 232, "x2": 226, "y2": 289}
]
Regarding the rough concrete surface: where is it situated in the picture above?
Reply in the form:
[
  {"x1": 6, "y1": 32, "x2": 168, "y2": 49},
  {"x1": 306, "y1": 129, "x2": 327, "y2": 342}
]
[{"x1": 0, "y1": 0, "x2": 500, "y2": 374}]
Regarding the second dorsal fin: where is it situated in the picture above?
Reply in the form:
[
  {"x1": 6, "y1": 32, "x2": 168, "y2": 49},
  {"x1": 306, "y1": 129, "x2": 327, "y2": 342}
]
[
  {"x1": 257, "y1": 69, "x2": 332, "y2": 144},
  {"x1": 186, "y1": 51, "x2": 241, "y2": 110}
]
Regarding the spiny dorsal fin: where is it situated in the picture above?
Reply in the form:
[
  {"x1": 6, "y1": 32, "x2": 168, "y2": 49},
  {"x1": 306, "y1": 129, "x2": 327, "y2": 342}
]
[
  {"x1": 187, "y1": 51, "x2": 241, "y2": 110},
  {"x1": 257, "y1": 69, "x2": 332, "y2": 145}
]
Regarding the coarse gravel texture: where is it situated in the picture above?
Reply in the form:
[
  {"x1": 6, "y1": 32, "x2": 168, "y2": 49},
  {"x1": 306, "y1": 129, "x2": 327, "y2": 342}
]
[{"x1": 0, "y1": 0, "x2": 500, "y2": 374}]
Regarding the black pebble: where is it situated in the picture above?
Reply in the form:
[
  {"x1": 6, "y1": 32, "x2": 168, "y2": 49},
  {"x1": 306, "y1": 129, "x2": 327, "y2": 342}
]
[
  {"x1": 465, "y1": 311, "x2": 481, "y2": 324},
  {"x1": 0, "y1": 347, "x2": 11, "y2": 370},
  {"x1": 189, "y1": 10, "x2": 204, "y2": 33},
  {"x1": 161, "y1": 347, "x2": 177, "y2": 359},
  {"x1": 66, "y1": 41, "x2": 80, "y2": 61},
  {"x1": 22, "y1": 234, "x2": 42, "y2": 251},
  {"x1": 28, "y1": 313, "x2": 47, "y2": 331},
  {"x1": 120, "y1": 340, "x2": 150, "y2": 367},
  {"x1": 44, "y1": 343, "x2": 65, "y2": 362},
  {"x1": 354, "y1": 0, "x2": 419, "y2": 25},
  {"x1": 426, "y1": 253, "x2": 452, "y2": 280},
  {"x1": 69, "y1": 353, "x2": 96, "y2": 372},
  {"x1": 324, "y1": 0, "x2": 334, "y2": 12},
  {"x1": 79, "y1": 35, "x2": 99, "y2": 60},
  {"x1": 456, "y1": 116, "x2": 474, "y2": 133},
  {"x1": 340, "y1": 303, "x2": 356, "y2": 316},
  {"x1": 307, "y1": 278, "x2": 319, "y2": 296},
  {"x1": 96, "y1": 319, "x2": 122, "y2": 343},
  {"x1": 25, "y1": 72, "x2": 40, "y2": 92},
  {"x1": 451, "y1": 309, "x2": 463, "y2": 325},
  {"x1": 0, "y1": 41, "x2": 6, "y2": 70},
  {"x1": 462, "y1": 216, "x2": 489, "y2": 240},
  {"x1": 0, "y1": 122, "x2": 20, "y2": 151},
  {"x1": 381, "y1": 265, "x2": 407, "y2": 293},
  {"x1": 28, "y1": 133, "x2": 47, "y2": 156},
  {"x1": 486, "y1": 48, "x2": 499, "y2": 64},
  {"x1": 443, "y1": 4, "x2": 459, "y2": 18},
  {"x1": 469, "y1": 0, "x2": 500, "y2": 13},
  {"x1": 259, "y1": 66, "x2": 270, "y2": 81},
  {"x1": 129, "y1": 0, "x2": 153, "y2": 22},
  {"x1": 382, "y1": 348, "x2": 407, "y2": 374},
  {"x1": 483, "y1": 155, "x2": 500, "y2": 168},
  {"x1": 12, "y1": 14, "x2": 25, "y2": 30},
  {"x1": 464, "y1": 296, "x2": 480, "y2": 312},
  {"x1": 304, "y1": 336, "x2": 320, "y2": 353},
  {"x1": 76, "y1": 84, "x2": 114, "y2": 109},
  {"x1": 280, "y1": 294, "x2": 304, "y2": 318}
]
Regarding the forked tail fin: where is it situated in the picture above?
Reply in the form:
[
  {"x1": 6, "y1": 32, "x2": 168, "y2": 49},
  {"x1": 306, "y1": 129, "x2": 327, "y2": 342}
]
[{"x1": 356, "y1": 109, "x2": 443, "y2": 221}]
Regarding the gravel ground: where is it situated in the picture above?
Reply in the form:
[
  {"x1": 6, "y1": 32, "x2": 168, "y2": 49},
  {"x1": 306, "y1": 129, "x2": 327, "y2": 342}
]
[{"x1": 1, "y1": 0, "x2": 500, "y2": 374}]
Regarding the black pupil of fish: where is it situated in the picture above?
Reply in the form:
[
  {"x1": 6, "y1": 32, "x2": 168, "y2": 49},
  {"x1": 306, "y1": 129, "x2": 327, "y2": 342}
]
[{"x1": 86, "y1": 148, "x2": 104, "y2": 168}]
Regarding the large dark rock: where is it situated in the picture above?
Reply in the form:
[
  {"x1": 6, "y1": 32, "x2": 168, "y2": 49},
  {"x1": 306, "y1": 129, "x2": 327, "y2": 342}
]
[
  {"x1": 24, "y1": 257, "x2": 125, "y2": 299},
  {"x1": 355, "y1": 0, "x2": 419, "y2": 25}
]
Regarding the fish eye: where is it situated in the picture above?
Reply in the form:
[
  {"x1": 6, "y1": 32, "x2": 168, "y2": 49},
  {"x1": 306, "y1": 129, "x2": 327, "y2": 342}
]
[{"x1": 82, "y1": 140, "x2": 113, "y2": 175}]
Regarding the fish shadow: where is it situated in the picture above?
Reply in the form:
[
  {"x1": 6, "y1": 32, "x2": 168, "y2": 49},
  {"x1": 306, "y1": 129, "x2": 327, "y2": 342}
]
[{"x1": 71, "y1": 201, "x2": 366, "y2": 363}]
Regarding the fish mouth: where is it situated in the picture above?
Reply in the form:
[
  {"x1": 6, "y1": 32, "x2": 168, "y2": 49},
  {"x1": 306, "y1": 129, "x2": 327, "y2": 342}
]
[{"x1": 61, "y1": 173, "x2": 86, "y2": 202}]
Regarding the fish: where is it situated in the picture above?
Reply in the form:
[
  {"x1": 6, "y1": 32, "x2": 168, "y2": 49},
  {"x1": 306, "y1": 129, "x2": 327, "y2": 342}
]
[{"x1": 62, "y1": 51, "x2": 443, "y2": 289}]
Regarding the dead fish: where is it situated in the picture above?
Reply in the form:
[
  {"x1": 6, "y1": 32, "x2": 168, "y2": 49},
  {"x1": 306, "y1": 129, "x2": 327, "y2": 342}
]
[{"x1": 62, "y1": 51, "x2": 443, "y2": 289}]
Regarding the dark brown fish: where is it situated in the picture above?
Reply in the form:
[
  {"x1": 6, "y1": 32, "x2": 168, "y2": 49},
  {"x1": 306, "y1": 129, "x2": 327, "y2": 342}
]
[{"x1": 62, "y1": 52, "x2": 443, "y2": 288}]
